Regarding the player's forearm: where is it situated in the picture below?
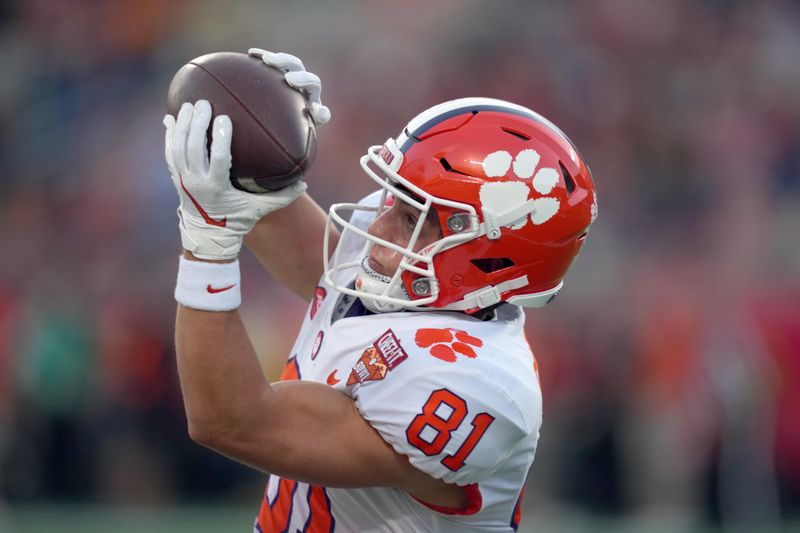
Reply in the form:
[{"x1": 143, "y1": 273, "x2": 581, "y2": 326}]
[
  {"x1": 174, "y1": 304, "x2": 274, "y2": 447},
  {"x1": 244, "y1": 193, "x2": 339, "y2": 301},
  {"x1": 173, "y1": 306, "x2": 386, "y2": 483}
]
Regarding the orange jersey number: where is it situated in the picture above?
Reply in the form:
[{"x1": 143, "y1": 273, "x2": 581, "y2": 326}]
[{"x1": 405, "y1": 388, "x2": 495, "y2": 472}]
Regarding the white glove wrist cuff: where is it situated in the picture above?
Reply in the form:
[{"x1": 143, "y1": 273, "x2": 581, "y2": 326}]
[{"x1": 175, "y1": 256, "x2": 241, "y2": 311}]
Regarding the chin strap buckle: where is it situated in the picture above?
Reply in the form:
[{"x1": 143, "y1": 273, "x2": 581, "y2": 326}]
[
  {"x1": 483, "y1": 207, "x2": 501, "y2": 240},
  {"x1": 457, "y1": 275, "x2": 530, "y2": 310},
  {"x1": 481, "y1": 200, "x2": 537, "y2": 241}
]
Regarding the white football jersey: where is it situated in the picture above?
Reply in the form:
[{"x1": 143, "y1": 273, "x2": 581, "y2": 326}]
[{"x1": 255, "y1": 193, "x2": 542, "y2": 533}]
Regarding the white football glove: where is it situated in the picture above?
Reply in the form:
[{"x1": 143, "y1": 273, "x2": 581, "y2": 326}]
[
  {"x1": 164, "y1": 100, "x2": 307, "y2": 261},
  {"x1": 248, "y1": 48, "x2": 331, "y2": 125}
]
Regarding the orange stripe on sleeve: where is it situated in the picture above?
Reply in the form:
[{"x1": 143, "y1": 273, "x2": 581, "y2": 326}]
[
  {"x1": 257, "y1": 478, "x2": 298, "y2": 532},
  {"x1": 304, "y1": 485, "x2": 335, "y2": 532},
  {"x1": 280, "y1": 356, "x2": 301, "y2": 381}
]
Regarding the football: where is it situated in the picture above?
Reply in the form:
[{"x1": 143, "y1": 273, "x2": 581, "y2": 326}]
[{"x1": 167, "y1": 52, "x2": 317, "y2": 192}]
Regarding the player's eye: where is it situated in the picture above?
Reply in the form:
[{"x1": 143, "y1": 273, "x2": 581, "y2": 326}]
[{"x1": 406, "y1": 213, "x2": 418, "y2": 228}]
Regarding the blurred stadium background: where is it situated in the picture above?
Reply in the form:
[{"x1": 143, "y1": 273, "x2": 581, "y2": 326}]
[{"x1": 1, "y1": 0, "x2": 798, "y2": 531}]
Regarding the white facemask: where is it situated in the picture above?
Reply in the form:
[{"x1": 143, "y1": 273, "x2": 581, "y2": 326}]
[{"x1": 323, "y1": 139, "x2": 486, "y2": 313}]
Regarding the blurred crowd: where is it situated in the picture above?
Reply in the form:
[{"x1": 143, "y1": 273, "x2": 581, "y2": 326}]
[{"x1": 0, "y1": 0, "x2": 798, "y2": 529}]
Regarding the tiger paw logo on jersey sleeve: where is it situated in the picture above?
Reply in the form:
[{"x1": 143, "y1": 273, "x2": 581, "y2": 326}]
[
  {"x1": 415, "y1": 328, "x2": 483, "y2": 363},
  {"x1": 480, "y1": 148, "x2": 561, "y2": 226},
  {"x1": 347, "y1": 329, "x2": 408, "y2": 385}
]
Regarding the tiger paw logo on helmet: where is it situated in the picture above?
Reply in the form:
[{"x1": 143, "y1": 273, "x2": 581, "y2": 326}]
[
  {"x1": 415, "y1": 328, "x2": 483, "y2": 363},
  {"x1": 480, "y1": 148, "x2": 561, "y2": 226}
]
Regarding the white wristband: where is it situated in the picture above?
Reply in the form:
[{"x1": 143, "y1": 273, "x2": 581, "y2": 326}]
[{"x1": 175, "y1": 255, "x2": 241, "y2": 311}]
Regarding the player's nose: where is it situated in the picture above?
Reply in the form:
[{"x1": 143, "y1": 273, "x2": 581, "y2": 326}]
[
  {"x1": 367, "y1": 214, "x2": 403, "y2": 276},
  {"x1": 366, "y1": 207, "x2": 400, "y2": 244}
]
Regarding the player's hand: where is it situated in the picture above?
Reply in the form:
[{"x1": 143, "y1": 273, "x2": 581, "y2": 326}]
[
  {"x1": 248, "y1": 48, "x2": 331, "y2": 126},
  {"x1": 164, "y1": 100, "x2": 307, "y2": 261}
]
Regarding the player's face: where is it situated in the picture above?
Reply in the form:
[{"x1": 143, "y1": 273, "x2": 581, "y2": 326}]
[{"x1": 366, "y1": 197, "x2": 442, "y2": 278}]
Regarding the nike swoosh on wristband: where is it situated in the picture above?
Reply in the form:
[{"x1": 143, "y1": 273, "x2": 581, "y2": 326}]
[
  {"x1": 207, "y1": 284, "x2": 236, "y2": 294},
  {"x1": 179, "y1": 175, "x2": 227, "y2": 227},
  {"x1": 326, "y1": 371, "x2": 341, "y2": 385}
]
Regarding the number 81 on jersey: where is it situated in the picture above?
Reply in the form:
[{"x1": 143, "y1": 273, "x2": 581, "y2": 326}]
[{"x1": 405, "y1": 388, "x2": 495, "y2": 471}]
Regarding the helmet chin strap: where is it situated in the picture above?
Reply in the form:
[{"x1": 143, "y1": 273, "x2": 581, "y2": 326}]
[
  {"x1": 356, "y1": 258, "x2": 560, "y2": 313},
  {"x1": 356, "y1": 258, "x2": 412, "y2": 313}
]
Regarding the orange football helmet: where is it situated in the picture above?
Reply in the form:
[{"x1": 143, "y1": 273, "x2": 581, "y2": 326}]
[{"x1": 325, "y1": 97, "x2": 597, "y2": 313}]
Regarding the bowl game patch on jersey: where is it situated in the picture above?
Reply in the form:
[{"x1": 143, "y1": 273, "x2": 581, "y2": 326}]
[
  {"x1": 373, "y1": 329, "x2": 408, "y2": 367},
  {"x1": 347, "y1": 329, "x2": 408, "y2": 385}
]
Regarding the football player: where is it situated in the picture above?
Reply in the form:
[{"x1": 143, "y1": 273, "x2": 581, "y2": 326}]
[{"x1": 165, "y1": 49, "x2": 597, "y2": 532}]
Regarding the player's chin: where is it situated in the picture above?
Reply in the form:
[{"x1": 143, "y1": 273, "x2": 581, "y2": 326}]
[
  {"x1": 360, "y1": 256, "x2": 392, "y2": 282},
  {"x1": 367, "y1": 256, "x2": 388, "y2": 277}
]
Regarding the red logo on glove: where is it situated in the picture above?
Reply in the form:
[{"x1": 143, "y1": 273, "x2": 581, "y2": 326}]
[{"x1": 180, "y1": 175, "x2": 227, "y2": 227}]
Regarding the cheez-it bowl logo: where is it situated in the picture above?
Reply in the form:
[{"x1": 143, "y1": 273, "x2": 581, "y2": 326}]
[
  {"x1": 348, "y1": 329, "x2": 408, "y2": 386},
  {"x1": 347, "y1": 346, "x2": 388, "y2": 386}
]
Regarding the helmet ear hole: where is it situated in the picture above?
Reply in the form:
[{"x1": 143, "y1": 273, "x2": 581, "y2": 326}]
[
  {"x1": 559, "y1": 162, "x2": 576, "y2": 195},
  {"x1": 471, "y1": 257, "x2": 515, "y2": 273},
  {"x1": 501, "y1": 127, "x2": 531, "y2": 141},
  {"x1": 439, "y1": 157, "x2": 472, "y2": 177}
]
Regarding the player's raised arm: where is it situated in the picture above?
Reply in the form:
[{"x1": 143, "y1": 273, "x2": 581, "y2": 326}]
[
  {"x1": 173, "y1": 304, "x2": 465, "y2": 507},
  {"x1": 243, "y1": 192, "x2": 335, "y2": 301},
  {"x1": 163, "y1": 62, "x2": 465, "y2": 508}
]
